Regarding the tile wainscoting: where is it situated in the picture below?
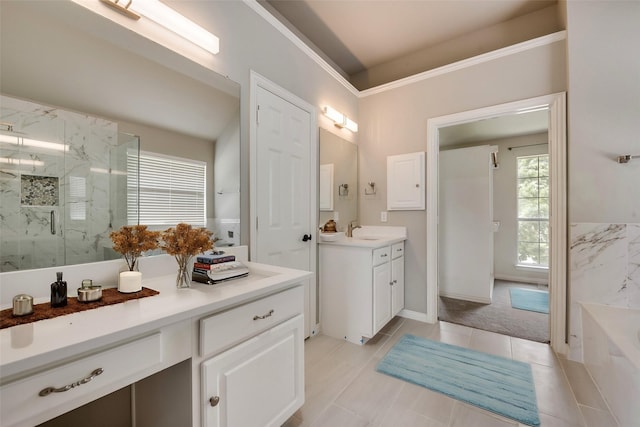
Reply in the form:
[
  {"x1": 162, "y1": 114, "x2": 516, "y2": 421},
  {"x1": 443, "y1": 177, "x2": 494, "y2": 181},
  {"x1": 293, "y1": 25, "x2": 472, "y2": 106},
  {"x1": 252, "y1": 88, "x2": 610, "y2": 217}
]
[{"x1": 568, "y1": 223, "x2": 640, "y2": 361}]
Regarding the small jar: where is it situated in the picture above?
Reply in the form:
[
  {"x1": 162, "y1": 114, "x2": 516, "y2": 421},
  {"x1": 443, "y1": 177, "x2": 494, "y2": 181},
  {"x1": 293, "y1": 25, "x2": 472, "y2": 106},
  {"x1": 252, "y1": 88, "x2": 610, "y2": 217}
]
[{"x1": 13, "y1": 294, "x2": 34, "y2": 316}]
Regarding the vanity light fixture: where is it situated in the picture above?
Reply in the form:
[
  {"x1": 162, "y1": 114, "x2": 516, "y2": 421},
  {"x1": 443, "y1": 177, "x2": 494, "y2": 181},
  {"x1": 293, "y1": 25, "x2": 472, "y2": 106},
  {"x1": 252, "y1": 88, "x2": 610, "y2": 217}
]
[
  {"x1": 99, "y1": 0, "x2": 220, "y2": 55},
  {"x1": 323, "y1": 106, "x2": 358, "y2": 133},
  {"x1": 0, "y1": 134, "x2": 69, "y2": 152}
]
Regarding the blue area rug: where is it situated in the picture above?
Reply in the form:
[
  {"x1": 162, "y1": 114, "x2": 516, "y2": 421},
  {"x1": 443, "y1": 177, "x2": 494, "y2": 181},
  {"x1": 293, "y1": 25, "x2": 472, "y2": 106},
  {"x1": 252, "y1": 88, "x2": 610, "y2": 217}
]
[
  {"x1": 510, "y1": 288, "x2": 549, "y2": 314},
  {"x1": 376, "y1": 334, "x2": 540, "y2": 426}
]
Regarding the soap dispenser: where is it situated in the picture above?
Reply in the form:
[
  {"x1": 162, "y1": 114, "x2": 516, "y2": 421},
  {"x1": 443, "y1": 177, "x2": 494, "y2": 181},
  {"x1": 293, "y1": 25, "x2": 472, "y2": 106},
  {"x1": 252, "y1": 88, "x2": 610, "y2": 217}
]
[{"x1": 50, "y1": 272, "x2": 68, "y2": 307}]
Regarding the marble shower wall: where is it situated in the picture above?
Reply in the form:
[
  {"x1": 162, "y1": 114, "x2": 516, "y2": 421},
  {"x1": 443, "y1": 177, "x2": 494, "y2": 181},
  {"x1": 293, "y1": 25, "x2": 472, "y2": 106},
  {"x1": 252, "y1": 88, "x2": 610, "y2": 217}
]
[
  {"x1": 0, "y1": 95, "x2": 123, "y2": 271},
  {"x1": 568, "y1": 222, "x2": 640, "y2": 361}
]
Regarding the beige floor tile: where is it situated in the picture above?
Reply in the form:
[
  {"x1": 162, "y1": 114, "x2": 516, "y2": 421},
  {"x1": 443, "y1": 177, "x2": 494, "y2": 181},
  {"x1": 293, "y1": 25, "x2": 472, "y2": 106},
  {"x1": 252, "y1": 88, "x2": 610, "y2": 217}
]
[
  {"x1": 559, "y1": 359, "x2": 609, "y2": 410},
  {"x1": 449, "y1": 402, "x2": 518, "y2": 427},
  {"x1": 296, "y1": 315, "x2": 612, "y2": 427},
  {"x1": 537, "y1": 412, "x2": 585, "y2": 427},
  {"x1": 310, "y1": 404, "x2": 369, "y2": 427},
  {"x1": 384, "y1": 382, "x2": 455, "y2": 425},
  {"x1": 427, "y1": 323, "x2": 472, "y2": 348},
  {"x1": 469, "y1": 328, "x2": 513, "y2": 358},
  {"x1": 531, "y1": 363, "x2": 586, "y2": 426},
  {"x1": 511, "y1": 337, "x2": 559, "y2": 368},
  {"x1": 304, "y1": 334, "x2": 344, "y2": 369},
  {"x1": 579, "y1": 405, "x2": 619, "y2": 427},
  {"x1": 335, "y1": 358, "x2": 404, "y2": 424}
]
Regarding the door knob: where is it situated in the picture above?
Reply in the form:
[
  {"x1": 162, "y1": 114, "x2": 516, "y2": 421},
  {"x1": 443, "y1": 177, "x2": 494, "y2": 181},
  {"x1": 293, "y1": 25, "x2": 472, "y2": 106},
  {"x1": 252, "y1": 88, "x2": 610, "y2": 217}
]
[
  {"x1": 302, "y1": 234, "x2": 312, "y2": 242},
  {"x1": 209, "y1": 396, "x2": 220, "y2": 407}
]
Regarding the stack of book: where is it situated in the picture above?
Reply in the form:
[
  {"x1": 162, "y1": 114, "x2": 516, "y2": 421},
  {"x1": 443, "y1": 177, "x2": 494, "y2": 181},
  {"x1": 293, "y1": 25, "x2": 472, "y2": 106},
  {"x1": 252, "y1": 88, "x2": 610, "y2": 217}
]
[{"x1": 192, "y1": 252, "x2": 249, "y2": 284}]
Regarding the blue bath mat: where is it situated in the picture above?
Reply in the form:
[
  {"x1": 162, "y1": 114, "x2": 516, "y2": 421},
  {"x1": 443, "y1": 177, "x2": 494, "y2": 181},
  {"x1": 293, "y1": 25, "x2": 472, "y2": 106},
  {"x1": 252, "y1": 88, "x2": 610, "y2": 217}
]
[
  {"x1": 510, "y1": 288, "x2": 549, "y2": 314},
  {"x1": 376, "y1": 334, "x2": 540, "y2": 426}
]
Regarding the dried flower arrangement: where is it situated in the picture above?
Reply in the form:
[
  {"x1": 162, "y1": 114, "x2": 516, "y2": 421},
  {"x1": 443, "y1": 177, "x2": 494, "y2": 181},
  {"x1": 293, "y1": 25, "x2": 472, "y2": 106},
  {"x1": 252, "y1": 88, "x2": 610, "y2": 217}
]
[
  {"x1": 110, "y1": 225, "x2": 161, "y2": 271},
  {"x1": 161, "y1": 223, "x2": 214, "y2": 287}
]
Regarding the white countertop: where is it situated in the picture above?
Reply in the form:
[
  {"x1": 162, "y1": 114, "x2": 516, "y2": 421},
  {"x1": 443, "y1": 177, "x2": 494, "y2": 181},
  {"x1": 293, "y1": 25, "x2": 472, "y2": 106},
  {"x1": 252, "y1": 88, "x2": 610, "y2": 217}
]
[
  {"x1": 318, "y1": 225, "x2": 407, "y2": 249},
  {"x1": 0, "y1": 262, "x2": 311, "y2": 382},
  {"x1": 319, "y1": 236, "x2": 406, "y2": 248}
]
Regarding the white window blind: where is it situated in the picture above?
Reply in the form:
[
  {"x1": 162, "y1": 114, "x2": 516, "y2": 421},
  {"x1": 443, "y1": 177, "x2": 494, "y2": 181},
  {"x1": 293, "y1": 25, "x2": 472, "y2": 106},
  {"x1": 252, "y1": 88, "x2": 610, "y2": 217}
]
[{"x1": 128, "y1": 151, "x2": 206, "y2": 227}]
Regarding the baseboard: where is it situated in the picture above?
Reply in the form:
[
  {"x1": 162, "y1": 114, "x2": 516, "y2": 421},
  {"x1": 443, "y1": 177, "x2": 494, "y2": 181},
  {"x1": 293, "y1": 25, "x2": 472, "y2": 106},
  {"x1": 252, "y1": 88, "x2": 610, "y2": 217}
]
[
  {"x1": 399, "y1": 309, "x2": 432, "y2": 323},
  {"x1": 495, "y1": 274, "x2": 549, "y2": 286},
  {"x1": 439, "y1": 291, "x2": 491, "y2": 304}
]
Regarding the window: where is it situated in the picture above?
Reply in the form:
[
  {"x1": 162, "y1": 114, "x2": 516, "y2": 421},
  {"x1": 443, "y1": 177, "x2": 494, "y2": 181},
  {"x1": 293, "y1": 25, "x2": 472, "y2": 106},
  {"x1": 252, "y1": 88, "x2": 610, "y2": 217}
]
[
  {"x1": 516, "y1": 154, "x2": 549, "y2": 268},
  {"x1": 128, "y1": 151, "x2": 206, "y2": 227}
]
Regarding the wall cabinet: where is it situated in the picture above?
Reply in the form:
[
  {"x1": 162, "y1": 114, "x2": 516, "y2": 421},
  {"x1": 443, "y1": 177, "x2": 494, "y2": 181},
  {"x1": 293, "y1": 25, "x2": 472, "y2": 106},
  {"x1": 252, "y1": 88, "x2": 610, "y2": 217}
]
[
  {"x1": 387, "y1": 152, "x2": 425, "y2": 210},
  {"x1": 320, "y1": 241, "x2": 405, "y2": 345}
]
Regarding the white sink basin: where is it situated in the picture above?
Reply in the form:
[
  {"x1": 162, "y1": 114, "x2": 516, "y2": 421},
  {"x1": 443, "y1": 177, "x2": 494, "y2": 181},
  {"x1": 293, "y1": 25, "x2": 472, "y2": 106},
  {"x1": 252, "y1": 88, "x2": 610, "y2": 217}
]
[
  {"x1": 319, "y1": 231, "x2": 345, "y2": 242},
  {"x1": 354, "y1": 236, "x2": 381, "y2": 240}
]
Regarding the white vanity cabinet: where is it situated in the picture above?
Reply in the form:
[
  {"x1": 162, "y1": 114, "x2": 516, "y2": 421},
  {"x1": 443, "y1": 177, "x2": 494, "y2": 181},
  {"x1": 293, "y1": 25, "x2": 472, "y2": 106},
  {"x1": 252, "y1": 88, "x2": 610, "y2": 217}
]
[
  {"x1": 198, "y1": 286, "x2": 305, "y2": 427},
  {"x1": 320, "y1": 239, "x2": 405, "y2": 345}
]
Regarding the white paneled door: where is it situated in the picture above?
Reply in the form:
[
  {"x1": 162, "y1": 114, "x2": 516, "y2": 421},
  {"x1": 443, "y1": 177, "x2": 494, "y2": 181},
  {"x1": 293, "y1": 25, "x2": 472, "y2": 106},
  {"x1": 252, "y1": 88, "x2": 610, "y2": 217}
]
[{"x1": 255, "y1": 83, "x2": 314, "y2": 337}]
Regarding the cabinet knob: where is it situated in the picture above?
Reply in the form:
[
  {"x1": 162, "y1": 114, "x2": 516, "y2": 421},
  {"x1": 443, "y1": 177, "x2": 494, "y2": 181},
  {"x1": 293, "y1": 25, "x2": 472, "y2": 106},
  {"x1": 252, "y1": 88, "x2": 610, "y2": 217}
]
[{"x1": 209, "y1": 396, "x2": 220, "y2": 407}]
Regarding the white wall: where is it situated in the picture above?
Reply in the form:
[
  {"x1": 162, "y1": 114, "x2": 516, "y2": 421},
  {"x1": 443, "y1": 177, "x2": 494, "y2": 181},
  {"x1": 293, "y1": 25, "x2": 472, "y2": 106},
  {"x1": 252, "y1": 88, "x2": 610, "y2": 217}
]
[
  {"x1": 358, "y1": 41, "x2": 566, "y2": 314},
  {"x1": 565, "y1": 0, "x2": 640, "y2": 361}
]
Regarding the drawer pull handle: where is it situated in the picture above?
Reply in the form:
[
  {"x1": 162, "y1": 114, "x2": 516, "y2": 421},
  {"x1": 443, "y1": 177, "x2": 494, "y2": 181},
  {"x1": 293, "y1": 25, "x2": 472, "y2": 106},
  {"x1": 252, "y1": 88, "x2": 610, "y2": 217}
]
[
  {"x1": 253, "y1": 309, "x2": 274, "y2": 320},
  {"x1": 209, "y1": 396, "x2": 220, "y2": 407},
  {"x1": 381, "y1": 254, "x2": 388, "y2": 257},
  {"x1": 39, "y1": 368, "x2": 104, "y2": 397}
]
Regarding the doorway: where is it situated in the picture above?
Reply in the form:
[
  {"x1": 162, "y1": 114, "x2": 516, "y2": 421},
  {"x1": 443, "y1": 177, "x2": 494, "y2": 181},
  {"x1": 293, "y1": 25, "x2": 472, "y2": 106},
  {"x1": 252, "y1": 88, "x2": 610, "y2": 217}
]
[{"x1": 426, "y1": 93, "x2": 567, "y2": 354}]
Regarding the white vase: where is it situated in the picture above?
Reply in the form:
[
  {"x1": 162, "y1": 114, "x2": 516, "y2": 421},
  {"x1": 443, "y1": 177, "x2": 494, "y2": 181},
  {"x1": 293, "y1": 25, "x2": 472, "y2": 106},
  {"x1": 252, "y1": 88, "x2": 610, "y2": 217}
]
[{"x1": 119, "y1": 271, "x2": 142, "y2": 293}]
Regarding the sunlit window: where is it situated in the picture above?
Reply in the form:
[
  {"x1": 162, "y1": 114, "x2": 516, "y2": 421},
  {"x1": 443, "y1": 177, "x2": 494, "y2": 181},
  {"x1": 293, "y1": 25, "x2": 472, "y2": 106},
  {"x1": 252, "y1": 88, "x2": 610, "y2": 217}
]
[{"x1": 516, "y1": 155, "x2": 549, "y2": 268}]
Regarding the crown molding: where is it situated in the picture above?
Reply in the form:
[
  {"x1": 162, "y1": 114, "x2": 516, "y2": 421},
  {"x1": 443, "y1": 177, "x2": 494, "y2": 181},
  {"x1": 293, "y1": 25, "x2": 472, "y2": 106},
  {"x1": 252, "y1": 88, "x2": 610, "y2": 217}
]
[
  {"x1": 242, "y1": 1, "x2": 566, "y2": 100},
  {"x1": 360, "y1": 31, "x2": 567, "y2": 97},
  {"x1": 242, "y1": 0, "x2": 359, "y2": 97}
]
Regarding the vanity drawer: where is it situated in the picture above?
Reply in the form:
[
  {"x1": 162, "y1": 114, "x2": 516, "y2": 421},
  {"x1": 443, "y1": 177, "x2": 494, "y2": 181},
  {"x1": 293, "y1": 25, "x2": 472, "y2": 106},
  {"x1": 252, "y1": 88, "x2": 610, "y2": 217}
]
[
  {"x1": 372, "y1": 246, "x2": 391, "y2": 266},
  {"x1": 391, "y1": 242, "x2": 404, "y2": 259},
  {"x1": 0, "y1": 332, "x2": 162, "y2": 427},
  {"x1": 200, "y1": 285, "x2": 304, "y2": 358}
]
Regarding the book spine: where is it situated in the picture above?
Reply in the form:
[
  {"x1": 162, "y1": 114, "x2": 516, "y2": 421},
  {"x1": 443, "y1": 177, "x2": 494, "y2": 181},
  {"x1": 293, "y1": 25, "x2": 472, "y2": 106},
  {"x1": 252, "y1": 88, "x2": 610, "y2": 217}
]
[{"x1": 195, "y1": 255, "x2": 235, "y2": 264}]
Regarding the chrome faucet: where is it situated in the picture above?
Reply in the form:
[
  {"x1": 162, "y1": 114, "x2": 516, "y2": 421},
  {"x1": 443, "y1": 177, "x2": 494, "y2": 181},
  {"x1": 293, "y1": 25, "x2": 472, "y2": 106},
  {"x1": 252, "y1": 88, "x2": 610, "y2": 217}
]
[{"x1": 347, "y1": 221, "x2": 361, "y2": 238}]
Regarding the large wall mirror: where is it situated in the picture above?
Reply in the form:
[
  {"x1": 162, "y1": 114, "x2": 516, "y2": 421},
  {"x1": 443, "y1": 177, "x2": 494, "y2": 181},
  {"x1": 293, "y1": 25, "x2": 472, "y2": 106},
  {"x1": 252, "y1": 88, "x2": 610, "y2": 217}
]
[
  {"x1": 319, "y1": 128, "x2": 357, "y2": 231},
  {"x1": 0, "y1": 2, "x2": 240, "y2": 272}
]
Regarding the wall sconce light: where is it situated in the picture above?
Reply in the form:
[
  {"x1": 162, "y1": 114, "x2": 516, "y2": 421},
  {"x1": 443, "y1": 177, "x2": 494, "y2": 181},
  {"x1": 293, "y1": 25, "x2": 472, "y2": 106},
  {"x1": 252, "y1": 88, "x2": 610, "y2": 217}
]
[
  {"x1": 323, "y1": 106, "x2": 358, "y2": 132},
  {"x1": 99, "y1": 0, "x2": 220, "y2": 55}
]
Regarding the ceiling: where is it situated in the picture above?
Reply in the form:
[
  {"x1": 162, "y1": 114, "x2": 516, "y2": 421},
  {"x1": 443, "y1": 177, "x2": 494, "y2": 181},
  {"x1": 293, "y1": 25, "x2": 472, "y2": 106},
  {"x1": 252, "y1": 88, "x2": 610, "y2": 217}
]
[{"x1": 264, "y1": 0, "x2": 559, "y2": 90}]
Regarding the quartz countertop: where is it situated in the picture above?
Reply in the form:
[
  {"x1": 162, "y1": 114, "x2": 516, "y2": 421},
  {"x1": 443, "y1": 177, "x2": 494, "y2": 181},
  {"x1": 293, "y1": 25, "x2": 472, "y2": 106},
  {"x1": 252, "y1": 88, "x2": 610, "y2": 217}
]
[
  {"x1": 318, "y1": 225, "x2": 407, "y2": 249},
  {"x1": 0, "y1": 262, "x2": 311, "y2": 381}
]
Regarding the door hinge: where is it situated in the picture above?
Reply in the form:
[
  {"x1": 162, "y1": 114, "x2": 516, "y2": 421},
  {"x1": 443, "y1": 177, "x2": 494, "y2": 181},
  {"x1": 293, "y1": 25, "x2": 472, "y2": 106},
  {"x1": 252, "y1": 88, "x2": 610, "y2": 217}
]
[{"x1": 256, "y1": 216, "x2": 258, "y2": 231}]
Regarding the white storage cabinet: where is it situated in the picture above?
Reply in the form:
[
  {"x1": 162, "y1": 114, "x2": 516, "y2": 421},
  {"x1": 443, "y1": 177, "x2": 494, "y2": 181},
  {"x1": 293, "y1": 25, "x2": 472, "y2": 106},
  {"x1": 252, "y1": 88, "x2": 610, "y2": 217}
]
[
  {"x1": 198, "y1": 286, "x2": 305, "y2": 427},
  {"x1": 320, "y1": 241, "x2": 405, "y2": 345}
]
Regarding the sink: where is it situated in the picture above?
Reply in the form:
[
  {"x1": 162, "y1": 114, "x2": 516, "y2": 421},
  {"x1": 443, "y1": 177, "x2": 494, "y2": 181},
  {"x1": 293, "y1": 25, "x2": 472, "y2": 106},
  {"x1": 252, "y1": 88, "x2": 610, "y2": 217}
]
[
  {"x1": 319, "y1": 231, "x2": 345, "y2": 242},
  {"x1": 354, "y1": 236, "x2": 381, "y2": 240}
]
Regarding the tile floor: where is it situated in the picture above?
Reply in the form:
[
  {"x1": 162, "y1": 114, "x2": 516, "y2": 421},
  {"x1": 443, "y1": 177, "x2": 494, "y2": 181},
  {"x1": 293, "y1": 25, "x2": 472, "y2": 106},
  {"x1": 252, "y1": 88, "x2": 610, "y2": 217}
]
[{"x1": 283, "y1": 317, "x2": 619, "y2": 427}]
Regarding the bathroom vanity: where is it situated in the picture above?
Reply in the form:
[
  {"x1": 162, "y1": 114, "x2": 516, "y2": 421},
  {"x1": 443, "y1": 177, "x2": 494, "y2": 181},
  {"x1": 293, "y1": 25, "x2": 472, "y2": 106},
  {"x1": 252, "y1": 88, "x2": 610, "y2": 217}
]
[
  {"x1": 319, "y1": 226, "x2": 407, "y2": 345},
  {"x1": 0, "y1": 257, "x2": 310, "y2": 427}
]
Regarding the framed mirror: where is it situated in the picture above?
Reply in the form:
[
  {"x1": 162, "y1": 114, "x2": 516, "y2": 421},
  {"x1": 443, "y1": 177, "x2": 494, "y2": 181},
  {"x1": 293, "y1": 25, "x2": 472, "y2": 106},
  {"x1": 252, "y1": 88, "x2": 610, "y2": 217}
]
[
  {"x1": 0, "y1": 2, "x2": 240, "y2": 272},
  {"x1": 318, "y1": 128, "x2": 357, "y2": 231}
]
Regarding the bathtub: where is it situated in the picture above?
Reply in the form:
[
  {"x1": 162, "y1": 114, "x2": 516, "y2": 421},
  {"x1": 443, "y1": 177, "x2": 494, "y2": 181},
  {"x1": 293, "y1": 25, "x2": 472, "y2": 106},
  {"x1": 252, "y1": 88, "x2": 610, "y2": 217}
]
[{"x1": 581, "y1": 303, "x2": 640, "y2": 427}]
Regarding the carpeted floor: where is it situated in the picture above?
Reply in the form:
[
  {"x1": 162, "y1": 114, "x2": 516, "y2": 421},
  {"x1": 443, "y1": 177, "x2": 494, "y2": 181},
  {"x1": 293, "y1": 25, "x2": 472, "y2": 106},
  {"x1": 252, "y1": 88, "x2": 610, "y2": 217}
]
[{"x1": 438, "y1": 280, "x2": 549, "y2": 343}]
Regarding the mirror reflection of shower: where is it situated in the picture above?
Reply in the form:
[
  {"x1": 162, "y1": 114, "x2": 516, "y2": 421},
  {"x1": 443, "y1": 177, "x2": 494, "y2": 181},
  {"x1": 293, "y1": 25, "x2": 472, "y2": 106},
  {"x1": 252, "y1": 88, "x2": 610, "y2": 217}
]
[{"x1": 0, "y1": 95, "x2": 139, "y2": 272}]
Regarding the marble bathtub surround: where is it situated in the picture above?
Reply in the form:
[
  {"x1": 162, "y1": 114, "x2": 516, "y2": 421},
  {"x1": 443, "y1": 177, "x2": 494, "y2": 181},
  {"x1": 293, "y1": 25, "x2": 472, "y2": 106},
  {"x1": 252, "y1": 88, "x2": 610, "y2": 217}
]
[
  {"x1": 568, "y1": 222, "x2": 640, "y2": 361},
  {"x1": 20, "y1": 175, "x2": 59, "y2": 206}
]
